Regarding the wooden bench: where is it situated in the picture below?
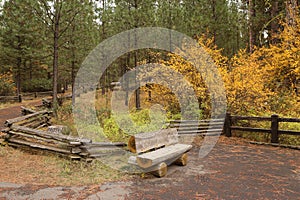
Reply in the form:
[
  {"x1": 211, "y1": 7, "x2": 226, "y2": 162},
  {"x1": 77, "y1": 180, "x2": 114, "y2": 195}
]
[{"x1": 127, "y1": 128, "x2": 192, "y2": 177}]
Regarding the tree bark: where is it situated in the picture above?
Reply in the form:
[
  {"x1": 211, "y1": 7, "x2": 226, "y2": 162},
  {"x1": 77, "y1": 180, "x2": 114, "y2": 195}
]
[
  {"x1": 248, "y1": 0, "x2": 256, "y2": 53},
  {"x1": 270, "y1": 1, "x2": 280, "y2": 44},
  {"x1": 16, "y1": 36, "x2": 22, "y2": 96},
  {"x1": 286, "y1": 0, "x2": 298, "y2": 26},
  {"x1": 52, "y1": 0, "x2": 61, "y2": 114}
]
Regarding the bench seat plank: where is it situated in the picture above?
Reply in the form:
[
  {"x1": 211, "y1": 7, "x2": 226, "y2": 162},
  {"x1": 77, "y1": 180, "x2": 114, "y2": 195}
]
[{"x1": 135, "y1": 143, "x2": 192, "y2": 168}]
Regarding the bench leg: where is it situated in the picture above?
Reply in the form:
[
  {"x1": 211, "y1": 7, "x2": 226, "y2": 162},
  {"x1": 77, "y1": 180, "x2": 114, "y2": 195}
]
[
  {"x1": 174, "y1": 153, "x2": 188, "y2": 166},
  {"x1": 151, "y1": 162, "x2": 168, "y2": 178}
]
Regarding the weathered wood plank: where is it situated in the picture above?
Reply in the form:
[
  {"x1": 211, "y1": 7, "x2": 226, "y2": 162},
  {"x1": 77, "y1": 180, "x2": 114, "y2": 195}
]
[
  {"x1": 278, "y1": 118, "x2": 300, "y2": 123},
  {"x1": 8, "y1": 130, "x2": 70, "y2": 147},
  {"x1": 10, "y1": 125, "x2": 91, "y2": 144},
  {"x1": 169, "y1": 122, "x2": 224, "y2": 127},
  {"x1": 82, "y1": 142, "x2": 126, "y2": 148},
  {"x1": 170, "y1": 119, "x2": 224, "y2": 123},
  {"x1": 5, "y1": 111, "x2": 50, "y2": 127},
  {"x1": 8, "y1": 138, "x2": 71, "y2": 154},
  {"x1": 231, "y1": 115, "x2": 271, "y2": 121},
  {"x1": 21, "y1": 106, "x2": 36, "y2": 115},
  {"x1": 136, "y1": 143, "x2": 192, "y2": 168},
  {"x1": 230, "y1": 126, "x2": 271, "y2": 133},
  {"x1": 176, "y1": 128, "x2": 223, "y2": 135},
  {"x1": 278, "y1": 130, "x2": 300, "y2": 136},
  {"x1": 128, "y1": 128, "x2": 178, "y2": 153}
]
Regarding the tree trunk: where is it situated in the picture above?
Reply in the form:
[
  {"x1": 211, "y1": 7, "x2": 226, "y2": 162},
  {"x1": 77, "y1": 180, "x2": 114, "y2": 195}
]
[
  {"x1": 270, "y1": 1, "x2": 280, "y2": 44},
  {"x1": 248, "y1": 0, "x2": 256, "y2": 53},
  {"x1": 16, "y1": 36, "x2": 22, "y2": 96},
  {"x1": 212, "y1": 0, "x2": 217, "y2": 45},
  {"x1": 286, "y1": 0, "x2": 298, "y2": 26},
  {"x1": 53, "y1": 0, "x2": 61, "y2": 114}
]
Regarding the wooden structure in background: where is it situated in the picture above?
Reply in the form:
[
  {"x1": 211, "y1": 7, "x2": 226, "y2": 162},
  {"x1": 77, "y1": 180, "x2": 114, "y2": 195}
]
[{"x1": 224, "y1": 113, "x2": 300, "y2": 144}]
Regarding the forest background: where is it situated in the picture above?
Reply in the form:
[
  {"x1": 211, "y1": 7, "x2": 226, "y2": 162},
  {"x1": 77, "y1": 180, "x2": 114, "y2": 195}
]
[{"x1": 0, "y1": 0, "x2": 299, "y2": 143}]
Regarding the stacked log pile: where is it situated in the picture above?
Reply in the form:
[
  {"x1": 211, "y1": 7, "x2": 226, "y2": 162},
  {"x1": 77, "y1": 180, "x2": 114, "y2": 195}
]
[{"x1": 2, "y1": 109, "x2": 126, "y2": 160}]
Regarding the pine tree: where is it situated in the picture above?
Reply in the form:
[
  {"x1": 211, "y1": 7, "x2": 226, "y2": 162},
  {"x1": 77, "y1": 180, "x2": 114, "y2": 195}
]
[{"x1": 0, "y1": 0, "x2": 46, "y2": 95}]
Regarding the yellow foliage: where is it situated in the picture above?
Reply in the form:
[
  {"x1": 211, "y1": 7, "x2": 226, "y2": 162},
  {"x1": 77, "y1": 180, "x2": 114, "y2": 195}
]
[
  {"x1": 227, "y1": 17, "x2": 300, "y2": 116},
  {"x1": 139, "y1": 19, "x2": 300, "y2": 117}
]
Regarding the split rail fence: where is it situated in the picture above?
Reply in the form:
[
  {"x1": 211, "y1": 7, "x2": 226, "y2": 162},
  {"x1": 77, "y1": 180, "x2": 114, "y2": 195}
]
[
  {"x1": 2, "y1": 110, "x2": 125, "y2": 160},
  {"x1": 224, "y1": 113, "x2": 300, "y2": 144}
]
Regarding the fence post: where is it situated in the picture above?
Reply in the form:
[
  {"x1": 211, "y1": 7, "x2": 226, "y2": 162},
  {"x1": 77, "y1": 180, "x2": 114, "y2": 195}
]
[
  {"x1": 18, "y1": 94, "x2": 22, "y2": 103},
  {"x1": 271, "y1": 114, "x2": 279, "y2": 143},
  {"x1": 224, "y1": 112, "x2": 232, "y2": 137}
]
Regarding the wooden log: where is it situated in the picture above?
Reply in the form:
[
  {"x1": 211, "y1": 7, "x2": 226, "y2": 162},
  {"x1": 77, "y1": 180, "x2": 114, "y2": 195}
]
[
  {"x1": 81, "y1": 146, "x2": 123, "y2": 155},
  {"x1": 5, "y1": 111, "x2": 50, "y2": 127},
  {"x1": 21, "y1": 119, "x2": 48, "y2": 129},
  {"x1": 10, "y1": 125, "x2": 91, "y2": 144},
  {"x1": 8, "y1": 130, "x2": 71, "y2": 147},
  {"x1": 1, "y1": 128, "x2": 10, "y2": 133},
  {"x1": 71, "y1": 147, "x2": 82, "y2": 154},
  {"x1": 36, "y1": 123, "x2": 49, "y2": 129},
  {"x1": 128, "y1": 156, "x2": 169, "y2": 177},
  {"x1": 136, "y1": 143, "x2": 192, "y2": 168},
  {"x1": 47, "y1": 125, "x2": 69, "y2": 134},
  {"x1": 21, "y1": 106, "x2": 36, "y2": 116},
  {"x1": 42, "y1": 98, "x2": 52, "y2": 108},
  {"x1": 81, "y1": 142, "x2": 125, "y2": 148},
  {"x1": 0, "y1": 96, "x2": 19, "y2": 102},
  {"x1": 151, "y1": 162, "x2": 168, "y2": 178},
  {"x1": 128, "y1": 128, "x2": 178, "y2": 153},
  {"x1": 173, "y1": 153, "x2": 188, "y2": 166},
  {"x1": 8, "y1": 138, "x2": 71, "y2": 154},
  {"x1": 16, "y1": 115, "x2": 47, "y2": 126},
  {"x1": 8, "y1": 142, "x2": 83, "y2": 160}
]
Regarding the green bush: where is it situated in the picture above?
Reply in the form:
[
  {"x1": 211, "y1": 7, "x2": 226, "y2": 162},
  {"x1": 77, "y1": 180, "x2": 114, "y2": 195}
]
[
  {"x1": 102, "y1": 108, "x2": 168, "y2": 142},
  {"x1": 0, "y1": 72, "x2": 16, "y2": 95}
]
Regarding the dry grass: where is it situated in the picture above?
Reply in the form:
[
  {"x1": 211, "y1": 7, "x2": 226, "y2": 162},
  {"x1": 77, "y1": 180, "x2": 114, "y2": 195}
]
[{"x1": 0, "y1": 145, "x2": 131, "y2": 186}]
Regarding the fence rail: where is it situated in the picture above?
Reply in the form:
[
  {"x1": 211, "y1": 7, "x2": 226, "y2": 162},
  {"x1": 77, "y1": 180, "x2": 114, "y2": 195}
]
[
  {"x1": 224, "y1": 113, "x2": 300, "y2": 144},
  {"x1": 169, "y1": 119, "x2": 224, "y2": 135},
  {"x1": 0, "y1": 91, "x2": 53, "y2": 103},
  {"x1": 0, "y1": 95, "x2": 22, "y2": 103},
  {"x1": 2, "y1": 108, "x2": 125, "y2": 160}
]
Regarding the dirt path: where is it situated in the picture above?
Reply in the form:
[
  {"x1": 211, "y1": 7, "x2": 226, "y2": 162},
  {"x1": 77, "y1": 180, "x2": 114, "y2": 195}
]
[
  {"x1": 0, "y1": 100, "x2": 42, "y2": 130},
  {"x1": 0, "y1": 138, "x2": 299, "y2": 199}
]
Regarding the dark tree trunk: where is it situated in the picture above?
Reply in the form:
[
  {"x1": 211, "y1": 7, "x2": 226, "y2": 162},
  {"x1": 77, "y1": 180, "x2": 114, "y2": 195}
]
[
  {"x1": 248, "y1": 0, "x2": 256, "y2": 53},
  {"x1": 270, "y1": 1, "x2": 280, "y2": 44},
  {"x1": 16, "y1": 36, "x2": 22, "y2": 96},
  {"x1": 53, "y1": 0, "x2": 61, "y2": 114}
]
